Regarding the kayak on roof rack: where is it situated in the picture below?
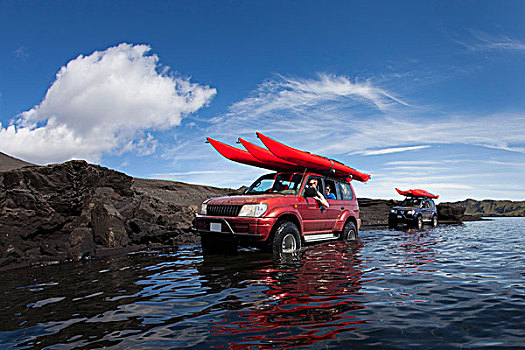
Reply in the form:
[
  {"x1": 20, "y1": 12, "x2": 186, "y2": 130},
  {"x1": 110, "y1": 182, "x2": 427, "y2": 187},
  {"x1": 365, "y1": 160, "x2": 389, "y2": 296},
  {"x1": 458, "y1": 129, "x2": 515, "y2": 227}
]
[
  {"x1": 395, "y1": 188, "x2": 438, "y2": 199},
  {"x1": 207, "y1": 132, "x2": 371, "y2": 182}
]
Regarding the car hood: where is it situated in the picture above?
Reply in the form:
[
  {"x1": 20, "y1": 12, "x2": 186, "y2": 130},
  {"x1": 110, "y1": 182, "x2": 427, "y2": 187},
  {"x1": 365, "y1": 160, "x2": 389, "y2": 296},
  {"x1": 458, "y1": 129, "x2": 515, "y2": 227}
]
[
  {"x1": 206, "y1": 194, "x2": 290, "y2": 205},
  {"x1": 392, "y1": 206, "x2": 418, "y2": 210}
]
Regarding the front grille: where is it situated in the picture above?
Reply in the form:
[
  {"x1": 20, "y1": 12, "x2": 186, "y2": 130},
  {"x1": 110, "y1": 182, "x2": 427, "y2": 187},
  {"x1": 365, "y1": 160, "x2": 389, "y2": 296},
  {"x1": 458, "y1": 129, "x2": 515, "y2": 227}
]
[{"x1": 207, "y1": 205, "x2": 242, "y2": 217}]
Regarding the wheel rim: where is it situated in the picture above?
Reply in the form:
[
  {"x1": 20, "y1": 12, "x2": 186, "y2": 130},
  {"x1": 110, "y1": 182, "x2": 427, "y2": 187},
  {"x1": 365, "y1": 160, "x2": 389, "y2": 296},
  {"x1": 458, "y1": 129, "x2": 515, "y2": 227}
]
[
  {"x1": 433, "y1": 217, "x2": 438, "y2": 227},
  {"x1": 281, "y1": 233, "x2": 297, "y2": 253},
  {"x1": 346, "y1": 229, "x2": 356, "y2": 241},
  {"x1": 418, "y1": 218, "x2": 423, "y2": 230}
]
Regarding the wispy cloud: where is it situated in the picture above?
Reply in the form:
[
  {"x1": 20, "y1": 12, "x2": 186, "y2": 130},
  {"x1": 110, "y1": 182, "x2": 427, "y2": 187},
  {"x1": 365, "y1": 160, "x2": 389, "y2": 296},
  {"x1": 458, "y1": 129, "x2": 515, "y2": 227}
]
[
  {"x1": 152, "y1": 170, "x2": 233, "y2": 177},
  {"x1": 14, "y1": 46, "x2": 29, "y2": 59},
  {"x1": 166, "y1": 72, "x2": 524, "y2": 201},
  {"x1": 228, "y1": 73, "x2": 409, "y2": 115},
  {"x1": 0, "y1": 43, "x2": 216, "y2": 164},
  {"x1": 358, "y1": 145, "x2": 431, "y2": 156},
  {"x1": 385, "y1": 160, "x2": 441, "y2": 166},
  {"x1": 455, "y1": 30, "x2": 525, "y2": 52},
  {"x1": 206, "y1": 73, "x2": 524, "y2": 158},
  {"x1": 208, "y1": 74, "x2": 409, "y2": 138}
]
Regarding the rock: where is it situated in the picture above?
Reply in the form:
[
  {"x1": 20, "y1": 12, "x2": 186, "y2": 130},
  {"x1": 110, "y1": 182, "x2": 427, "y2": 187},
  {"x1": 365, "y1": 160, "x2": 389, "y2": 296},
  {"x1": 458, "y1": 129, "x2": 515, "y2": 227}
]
[
  {"x1": 358, "y1": 198, "x2": 398, "y2": 226},
  {"x1": 0, "y1": 151, "x2": 34, "y2": 172},
  {"x1": 437, "y1": 202, "x2": 466, "y2": 224},
  {"x1": 68, "y1": 227, "x2": 96, "y2": 261},
  {"x1": 455, "y1": 199, "x2": 525, "y2": 217},
  {"x1": 0, "y1": 160, "x2": 231, "y2": 269}
]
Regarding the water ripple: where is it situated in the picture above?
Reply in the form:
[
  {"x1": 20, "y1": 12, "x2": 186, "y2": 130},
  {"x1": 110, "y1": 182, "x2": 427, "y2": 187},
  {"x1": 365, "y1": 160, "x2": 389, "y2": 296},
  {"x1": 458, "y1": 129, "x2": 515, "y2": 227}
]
[{"x1": 0, "y1": 217, "x2": 523, "y2": 349}]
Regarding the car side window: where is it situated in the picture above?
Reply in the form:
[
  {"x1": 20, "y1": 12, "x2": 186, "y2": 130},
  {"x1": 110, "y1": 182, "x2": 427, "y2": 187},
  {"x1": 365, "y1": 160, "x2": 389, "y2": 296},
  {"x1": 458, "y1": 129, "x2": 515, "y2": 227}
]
[
  {"x1": 324, "y1": 179, "x2": 338, "y2": 200},
  {"x1": 273, "y1": 173, "x2": 303, "y2": 194},
  {"x1": 303, "y1": 175, "x2": 322, "y2": 196},
  {"x1": 337, "y1": 182, "x2": 354, "y2": 201}
]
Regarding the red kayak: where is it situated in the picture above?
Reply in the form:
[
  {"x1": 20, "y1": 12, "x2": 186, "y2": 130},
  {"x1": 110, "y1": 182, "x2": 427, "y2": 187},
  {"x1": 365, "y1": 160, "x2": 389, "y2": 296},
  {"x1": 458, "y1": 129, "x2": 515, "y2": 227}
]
[
  {"x1": 238, "y1": 137, "x2": 297, "y2": 169},
  {"x1": 207, "y1": 137, "x2": 286, "y2": 172},
  {"x1": 208, "y1": 134, "x2": 371, "y2": 182},
  {"x1": 396, "y1": 188, "x2": 439, "y2": 199},
  {"x1": 256, "y1": 132, "x2": 371, "y2": 182}
]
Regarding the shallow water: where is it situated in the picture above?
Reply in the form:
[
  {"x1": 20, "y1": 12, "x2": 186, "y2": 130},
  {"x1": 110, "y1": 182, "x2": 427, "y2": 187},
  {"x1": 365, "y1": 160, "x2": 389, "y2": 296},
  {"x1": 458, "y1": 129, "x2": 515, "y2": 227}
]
[{"x1": 0, "y1": 218, "x2": 523, "y2": 349}]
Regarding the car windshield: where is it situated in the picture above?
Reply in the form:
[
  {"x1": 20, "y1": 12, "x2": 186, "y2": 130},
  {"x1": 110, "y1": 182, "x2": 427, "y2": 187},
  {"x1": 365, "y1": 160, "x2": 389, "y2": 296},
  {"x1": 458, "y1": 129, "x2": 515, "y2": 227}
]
[
  {"x1": 400, "y1": 198, "x2": 422, "y2": 207},
  {"x1": 245, "y1": 173, "x2": 304, "y2": 195}
]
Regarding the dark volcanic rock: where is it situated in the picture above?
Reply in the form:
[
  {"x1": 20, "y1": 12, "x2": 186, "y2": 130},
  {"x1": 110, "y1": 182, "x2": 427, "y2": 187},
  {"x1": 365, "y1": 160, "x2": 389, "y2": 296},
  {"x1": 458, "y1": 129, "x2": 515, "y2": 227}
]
[
  {"x1": 0, "y1": 152, "x2": 34, "y2": 172},
  {"x1": 0, "y1": 161, "x2": 230, "y2": 269},
  {"x1": 456, "y1": 199, "x2": 525, "y2": 217},
  {"x1": 358, "y1": 198, "x2": 398, "y2": 226},
  {"x1": 437, "y1": 202, "x2": 466, "y2": 224}
]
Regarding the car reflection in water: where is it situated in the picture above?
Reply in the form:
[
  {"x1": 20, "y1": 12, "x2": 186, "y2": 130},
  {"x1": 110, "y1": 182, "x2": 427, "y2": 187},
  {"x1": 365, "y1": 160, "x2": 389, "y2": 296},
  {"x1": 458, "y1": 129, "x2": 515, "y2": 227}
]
[{"x1": 198, "y1": 241, "x2": 376, "y2": 349}]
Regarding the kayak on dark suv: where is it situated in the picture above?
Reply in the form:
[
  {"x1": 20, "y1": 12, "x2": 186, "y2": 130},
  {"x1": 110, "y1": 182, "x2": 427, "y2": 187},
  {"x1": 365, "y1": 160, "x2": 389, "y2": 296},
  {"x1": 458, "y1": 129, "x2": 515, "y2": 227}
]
[
  {"x1": 192, "y1": 171, "x2": 362, "y2": 255},
  {"x1": 389, "y1": 196, "x2": 438, "y2": 230}
]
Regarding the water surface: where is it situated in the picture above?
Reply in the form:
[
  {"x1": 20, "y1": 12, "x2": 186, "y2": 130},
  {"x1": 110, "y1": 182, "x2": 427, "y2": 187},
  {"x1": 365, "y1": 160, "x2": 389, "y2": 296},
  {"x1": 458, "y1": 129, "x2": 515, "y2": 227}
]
[{"x1": 1, "y1": 218, "x2": 523, "y2": 349}]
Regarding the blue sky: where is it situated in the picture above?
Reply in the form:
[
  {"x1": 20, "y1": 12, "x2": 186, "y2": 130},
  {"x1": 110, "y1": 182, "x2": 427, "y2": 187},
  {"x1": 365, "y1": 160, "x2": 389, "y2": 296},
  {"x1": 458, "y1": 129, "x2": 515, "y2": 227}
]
[{"x1": 1, "y1": 1, "x2": 524, "y2": 202}]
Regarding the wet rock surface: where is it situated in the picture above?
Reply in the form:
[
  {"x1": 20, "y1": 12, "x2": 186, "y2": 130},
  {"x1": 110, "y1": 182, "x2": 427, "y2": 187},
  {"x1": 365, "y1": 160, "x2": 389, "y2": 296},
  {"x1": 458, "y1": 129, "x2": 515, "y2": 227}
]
[
  {"x1": 0, "y1": 161, "x2": 231, "y2": 269},
  {"x1": 358, "y1": 198, "x2": 398, "y2": 226},
  {"x1": 436, "y1": 202, "x2": 466, "y2": 224}
]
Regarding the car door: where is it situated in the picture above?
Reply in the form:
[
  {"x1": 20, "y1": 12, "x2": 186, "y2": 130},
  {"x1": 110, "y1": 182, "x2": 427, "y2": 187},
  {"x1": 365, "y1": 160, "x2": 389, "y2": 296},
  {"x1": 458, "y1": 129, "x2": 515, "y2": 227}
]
[
  {"x1": 323, "y1": 178, "x2": 342, "y2": 231},
  {"x1": 421, "y1": 199, "x2": 432, "y2": 221},
  {"x1": 296, "y1": 175, "x2": 328, "y2": 233}
]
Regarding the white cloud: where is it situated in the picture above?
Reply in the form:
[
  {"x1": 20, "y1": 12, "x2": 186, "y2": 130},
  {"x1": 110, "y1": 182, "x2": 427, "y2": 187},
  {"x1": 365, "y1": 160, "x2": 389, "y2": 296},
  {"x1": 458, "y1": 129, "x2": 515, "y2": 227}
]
[
  {"x1": 206, "y1": 73, "x2": 412, "y2": 158},
  {"x1": 14, "y1": 46, "x2": 29, "y2": 59},
  {"x1": 452, "y1": 30, "x2": 525, "y2": 52},
  {"x1": 359, "y1": 145, "x2": 431, "y2": 156},
  {"x1": 0, "y1": 43, "x2": 216, "y2": 164},
  {"x1": 385, "y1": 160, "x2": 441, "y2": 166},
  {"x1": 469, "y1": 31, "x2": 525, "y2": 51},
  {"x1": 210, "y1": 74, "x2": 408, "y2": 133},
  {"x1": 152, "y1": 170, "x2": 232, "y2": 177},
  {"x1": 208, "y1": 73, "x2": 524, "y2": 158}
]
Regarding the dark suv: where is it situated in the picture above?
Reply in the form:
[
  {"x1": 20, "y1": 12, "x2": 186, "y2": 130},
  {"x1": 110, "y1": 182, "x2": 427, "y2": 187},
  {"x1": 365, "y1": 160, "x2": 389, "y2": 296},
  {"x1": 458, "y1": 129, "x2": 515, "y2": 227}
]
[
  {"x1": 193, "y1": 171, "x2": 361, "y2": 255},
  {"x1": 388, "y1": 197, "x2": 438, "y2": 230}
]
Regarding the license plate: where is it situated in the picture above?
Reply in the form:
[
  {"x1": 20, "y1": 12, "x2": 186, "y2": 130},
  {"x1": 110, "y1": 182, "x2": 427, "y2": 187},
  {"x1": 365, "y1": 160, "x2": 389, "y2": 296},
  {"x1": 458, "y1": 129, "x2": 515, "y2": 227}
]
[
  {"x1": 397, "y1": 215, "x2": 402, "y2": 219},
  {"x1": 210, "y1": 222, "x2": 222, "y2": 232}
]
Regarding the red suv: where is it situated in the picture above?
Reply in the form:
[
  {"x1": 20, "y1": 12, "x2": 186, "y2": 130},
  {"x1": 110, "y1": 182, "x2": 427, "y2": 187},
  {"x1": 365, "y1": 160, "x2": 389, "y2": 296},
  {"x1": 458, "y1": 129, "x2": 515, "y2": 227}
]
[{"x1": 193, "y1": 171, "x2": 361, "y2": 255}]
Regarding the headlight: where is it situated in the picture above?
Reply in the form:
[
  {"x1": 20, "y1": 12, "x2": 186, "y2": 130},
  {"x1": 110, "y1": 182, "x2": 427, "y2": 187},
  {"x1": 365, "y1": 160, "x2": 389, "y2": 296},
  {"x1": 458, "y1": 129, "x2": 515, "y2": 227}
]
[
  {"x1": 238, "y1": 203, "x2": 267, "y2": 217},
  {"x1": 200, "y1": 201, "x2": 208, "y2": 215},
  {"x1": 390, "y1": 209, "x2": 396, "y2": 214},
  {"x1": 407, "y1": 210, "x2": 414, "y2": 215}
]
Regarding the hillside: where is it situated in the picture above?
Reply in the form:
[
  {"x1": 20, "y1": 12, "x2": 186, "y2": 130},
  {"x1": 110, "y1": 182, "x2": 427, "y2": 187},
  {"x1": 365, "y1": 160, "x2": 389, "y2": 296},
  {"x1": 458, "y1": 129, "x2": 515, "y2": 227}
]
[
  {"x1": 454, "y1": 199, "x2": 525, "y2": 217},
  {"x1": 0, "y1": 152, "x2": 34, "y2": 172}
]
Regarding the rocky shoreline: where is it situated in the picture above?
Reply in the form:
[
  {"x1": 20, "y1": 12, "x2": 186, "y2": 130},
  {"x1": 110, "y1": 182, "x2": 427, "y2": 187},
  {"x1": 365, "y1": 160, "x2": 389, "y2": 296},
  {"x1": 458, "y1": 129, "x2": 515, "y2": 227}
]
[
  {"x1": 0, "y1": 159, "x2": 518, "y2": 270},
  {"x1": 0, "y1": 161, "x2": 232, "y2": 270}
]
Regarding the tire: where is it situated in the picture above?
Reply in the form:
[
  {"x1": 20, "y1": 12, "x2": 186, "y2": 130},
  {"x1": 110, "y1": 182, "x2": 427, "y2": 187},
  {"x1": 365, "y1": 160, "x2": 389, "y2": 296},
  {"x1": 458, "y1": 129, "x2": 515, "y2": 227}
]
[
  {"x1": 432, "y1": 215, "x2": 438, "y2": 228},
  {"x1": 388, "y1": 218, "x2": 397, "y2": 230},
  {"x1": 415, "y1": 216, "x2": 423, "y2": 230},
  {"x1": 272, "y1": 221, "x2": 301, "y2": 254},
  {"x1": 342, "y1": 221, "x2": 358, "y2": 242}
]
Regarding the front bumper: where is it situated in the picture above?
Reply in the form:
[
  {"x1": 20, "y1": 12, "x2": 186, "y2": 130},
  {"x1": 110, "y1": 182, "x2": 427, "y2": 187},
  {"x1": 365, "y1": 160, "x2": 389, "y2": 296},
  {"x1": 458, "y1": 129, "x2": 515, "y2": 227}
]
[
  {"x1": 193, "y1": 215, "x2": 276, "y2": 241},
  {"x1": 389, "y1": 213, "x2": 416, "y2": 224}
]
